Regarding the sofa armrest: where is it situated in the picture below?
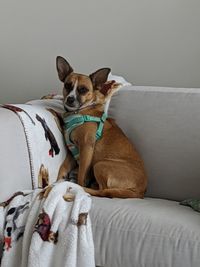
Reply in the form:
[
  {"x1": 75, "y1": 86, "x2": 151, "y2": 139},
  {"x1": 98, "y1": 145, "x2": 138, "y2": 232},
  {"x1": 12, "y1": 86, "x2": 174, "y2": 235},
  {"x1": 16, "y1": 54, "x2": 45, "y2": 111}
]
[
  {"x1": 0, "y1": 108, "x2": 32, "y2": 202},
  {"x1": 0, "y1": 97, "x2": 67, "y2": 202}
]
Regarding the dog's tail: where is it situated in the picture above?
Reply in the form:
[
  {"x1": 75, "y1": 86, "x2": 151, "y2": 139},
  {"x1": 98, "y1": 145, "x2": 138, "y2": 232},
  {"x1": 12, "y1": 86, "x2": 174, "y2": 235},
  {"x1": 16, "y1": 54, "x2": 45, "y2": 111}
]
[{"x1": 84, "y1": 187, "x2": 144, "y2": 199}]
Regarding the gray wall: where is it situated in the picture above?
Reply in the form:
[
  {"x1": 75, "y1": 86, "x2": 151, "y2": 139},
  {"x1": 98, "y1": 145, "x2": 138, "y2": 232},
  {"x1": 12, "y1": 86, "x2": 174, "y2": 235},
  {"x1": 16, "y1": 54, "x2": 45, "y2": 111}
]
[{"x1": 0, "y1": 0, "x2": 200, "y2": 103}]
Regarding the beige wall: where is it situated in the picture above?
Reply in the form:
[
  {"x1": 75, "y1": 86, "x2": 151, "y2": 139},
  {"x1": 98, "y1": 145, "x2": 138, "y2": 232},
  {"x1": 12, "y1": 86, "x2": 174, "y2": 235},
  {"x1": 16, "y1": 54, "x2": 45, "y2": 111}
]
[{"x1": 0, "y1": 0, "x2": 200, "y2": 103}]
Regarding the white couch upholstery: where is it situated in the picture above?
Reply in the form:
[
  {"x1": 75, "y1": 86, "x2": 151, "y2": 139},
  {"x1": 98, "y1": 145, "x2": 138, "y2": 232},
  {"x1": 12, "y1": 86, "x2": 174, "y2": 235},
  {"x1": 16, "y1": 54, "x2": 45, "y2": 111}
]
[
  {"x1": 0, "y1": 108, "x2": 32, "y2": 200},
  {"x1": 109, "y1": 86, "x2": 200, "y2": 201},
  {"x1": 0, "y1": 86, "x2": 200, "y2": 267}
]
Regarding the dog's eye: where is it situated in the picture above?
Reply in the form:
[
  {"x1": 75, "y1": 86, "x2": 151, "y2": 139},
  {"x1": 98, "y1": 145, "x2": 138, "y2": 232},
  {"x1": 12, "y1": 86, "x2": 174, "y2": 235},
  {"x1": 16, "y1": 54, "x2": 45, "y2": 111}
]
[{"x1": 78, "y1": 87, "x2": 88, "y2": 94}]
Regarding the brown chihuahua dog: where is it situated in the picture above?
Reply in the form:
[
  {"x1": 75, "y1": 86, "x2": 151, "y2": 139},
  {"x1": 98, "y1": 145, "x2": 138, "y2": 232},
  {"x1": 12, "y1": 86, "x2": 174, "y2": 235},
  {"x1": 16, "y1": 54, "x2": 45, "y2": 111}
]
[{"x1": 56, "y1": 56, "x2": 147, "y2": 198}]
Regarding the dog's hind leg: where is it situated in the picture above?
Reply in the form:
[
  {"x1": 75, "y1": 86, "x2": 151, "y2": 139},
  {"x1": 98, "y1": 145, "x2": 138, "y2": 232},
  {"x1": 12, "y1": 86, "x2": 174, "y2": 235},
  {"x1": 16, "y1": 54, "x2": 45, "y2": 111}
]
[{"x1": 89, "y1": 160, "x2": 146, "y2": 198}]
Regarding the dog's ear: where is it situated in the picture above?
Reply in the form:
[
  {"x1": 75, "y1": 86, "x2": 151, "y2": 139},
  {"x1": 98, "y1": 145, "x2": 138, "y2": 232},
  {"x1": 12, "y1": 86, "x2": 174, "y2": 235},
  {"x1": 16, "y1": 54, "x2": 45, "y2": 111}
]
[
  {"x1": 89, "y1": 68, "x2": 111, "y2": 89},
  {"x1": 94, "y1": 81, "x2": 122, "y2": 105},
  {"x1": 56, "y1": 56, "x2": 73, "y2": 82}
]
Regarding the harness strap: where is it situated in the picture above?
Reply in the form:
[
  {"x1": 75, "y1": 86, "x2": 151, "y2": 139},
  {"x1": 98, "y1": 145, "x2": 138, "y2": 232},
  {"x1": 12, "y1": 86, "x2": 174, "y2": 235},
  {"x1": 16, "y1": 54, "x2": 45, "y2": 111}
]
[
  {"x1": 64, "y1": 112, "x2": 107, "y2": 140},
  {"x1": 63, "y1": 112, "x2": 107, "y2": 161},
  {"x1": 95, "y1": 113, "x2": 107, "y2": 139}
]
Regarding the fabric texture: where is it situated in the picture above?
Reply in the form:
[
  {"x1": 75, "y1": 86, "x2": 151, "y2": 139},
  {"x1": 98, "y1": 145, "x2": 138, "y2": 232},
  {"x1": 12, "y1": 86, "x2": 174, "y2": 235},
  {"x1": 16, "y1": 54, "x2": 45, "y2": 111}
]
[
  {"x1": 1, "y1": 99, "x2": 67, "y2": 189},
  {"x1": 109, "y1": 86, "x2": 200, "y2": 201},
  {"x1": 0, "y1": 108, "x2": 32, "y2": 203},
  {"x1": 0, "y1": 181, "x2": 95, "y2": 267},
  {"x1": 108, "y1": 73, "x2": 132, "y2": 87},
  {"x1": 91, "y1": 196, "x2": 200, "y2": 267}
]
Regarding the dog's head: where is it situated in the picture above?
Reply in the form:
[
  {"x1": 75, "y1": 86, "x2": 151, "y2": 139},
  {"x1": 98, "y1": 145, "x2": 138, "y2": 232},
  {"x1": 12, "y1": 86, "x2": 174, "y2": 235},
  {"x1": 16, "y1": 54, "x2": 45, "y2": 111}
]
[{"x1": 56, "y1": 56, "x2": 111, "y2": 111}]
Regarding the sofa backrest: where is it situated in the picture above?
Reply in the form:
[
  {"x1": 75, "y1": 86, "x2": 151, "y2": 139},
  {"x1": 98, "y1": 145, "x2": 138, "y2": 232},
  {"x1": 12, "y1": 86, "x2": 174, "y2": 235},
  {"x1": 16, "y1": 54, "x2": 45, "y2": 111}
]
[{"x1": 109, "y1": 86, "x2": 200, "y2": 201}]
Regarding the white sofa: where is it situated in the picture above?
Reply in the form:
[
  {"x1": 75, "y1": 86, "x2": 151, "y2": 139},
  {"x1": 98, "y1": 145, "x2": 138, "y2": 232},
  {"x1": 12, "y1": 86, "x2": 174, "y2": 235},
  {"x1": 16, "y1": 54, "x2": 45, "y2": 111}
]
[{"x1": 1, "y1": 86, "x2": 200, "y2": 267}]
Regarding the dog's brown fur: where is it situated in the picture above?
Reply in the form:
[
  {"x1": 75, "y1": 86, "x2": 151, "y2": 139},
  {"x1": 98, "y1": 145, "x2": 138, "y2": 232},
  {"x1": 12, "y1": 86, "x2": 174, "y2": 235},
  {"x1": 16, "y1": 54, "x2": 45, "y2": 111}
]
[{"x1": 56, "y1": 56, "x2": 147, "y2": 198}]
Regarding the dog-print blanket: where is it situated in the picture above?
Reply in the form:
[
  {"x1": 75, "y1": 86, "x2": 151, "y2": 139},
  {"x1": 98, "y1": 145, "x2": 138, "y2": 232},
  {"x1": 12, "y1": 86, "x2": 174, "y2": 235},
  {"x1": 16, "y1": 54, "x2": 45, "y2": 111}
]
[
  {"x1": 1, "y1": 96, "x2": 67, "y2": 189},
  {"x1": 0, "y1": 181, "x2": 95, "y2": 267}
]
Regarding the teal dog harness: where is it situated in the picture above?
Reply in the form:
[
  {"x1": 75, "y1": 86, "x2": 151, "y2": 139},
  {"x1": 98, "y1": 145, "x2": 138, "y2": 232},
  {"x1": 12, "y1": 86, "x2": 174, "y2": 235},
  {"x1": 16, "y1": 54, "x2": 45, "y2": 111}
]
[{"x1": 63, "y1": 112, "x2": 107, "y2": 162}]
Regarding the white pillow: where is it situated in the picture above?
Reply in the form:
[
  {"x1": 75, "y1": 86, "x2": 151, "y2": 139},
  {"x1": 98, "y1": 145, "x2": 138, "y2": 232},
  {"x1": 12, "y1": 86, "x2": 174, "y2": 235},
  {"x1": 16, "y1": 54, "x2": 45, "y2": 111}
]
[
  {"x1": 104, "y1": 73, "x2": 131, "y2": 113},
  {"x1": 108, "y1": 73, "x2": 132, "y2": 86}
]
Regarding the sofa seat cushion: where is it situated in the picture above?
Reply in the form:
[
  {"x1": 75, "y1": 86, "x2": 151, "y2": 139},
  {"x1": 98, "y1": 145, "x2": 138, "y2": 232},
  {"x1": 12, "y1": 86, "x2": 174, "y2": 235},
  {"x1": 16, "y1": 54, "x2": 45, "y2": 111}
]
[{"x1": 91, "y1": 197, "x2": 200, "y2": 267}]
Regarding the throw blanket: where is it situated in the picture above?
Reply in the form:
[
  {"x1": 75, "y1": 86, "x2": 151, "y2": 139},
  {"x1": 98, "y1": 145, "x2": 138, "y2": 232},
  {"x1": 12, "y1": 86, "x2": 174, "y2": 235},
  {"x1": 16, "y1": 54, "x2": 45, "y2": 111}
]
[
  {"x1": 0, "y1": 181, "x2": 95, "y2": 267},
  {"x1": 1, "y1": 96, "x2": 67, "y2": 189}
]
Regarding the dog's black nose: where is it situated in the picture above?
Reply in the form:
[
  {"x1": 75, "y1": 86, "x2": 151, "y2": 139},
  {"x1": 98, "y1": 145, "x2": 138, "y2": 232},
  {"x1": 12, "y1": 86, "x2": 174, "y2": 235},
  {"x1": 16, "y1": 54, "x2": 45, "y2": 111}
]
[{"x1": 67, "y1": 96, "x2": 75, "y2": 105}]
